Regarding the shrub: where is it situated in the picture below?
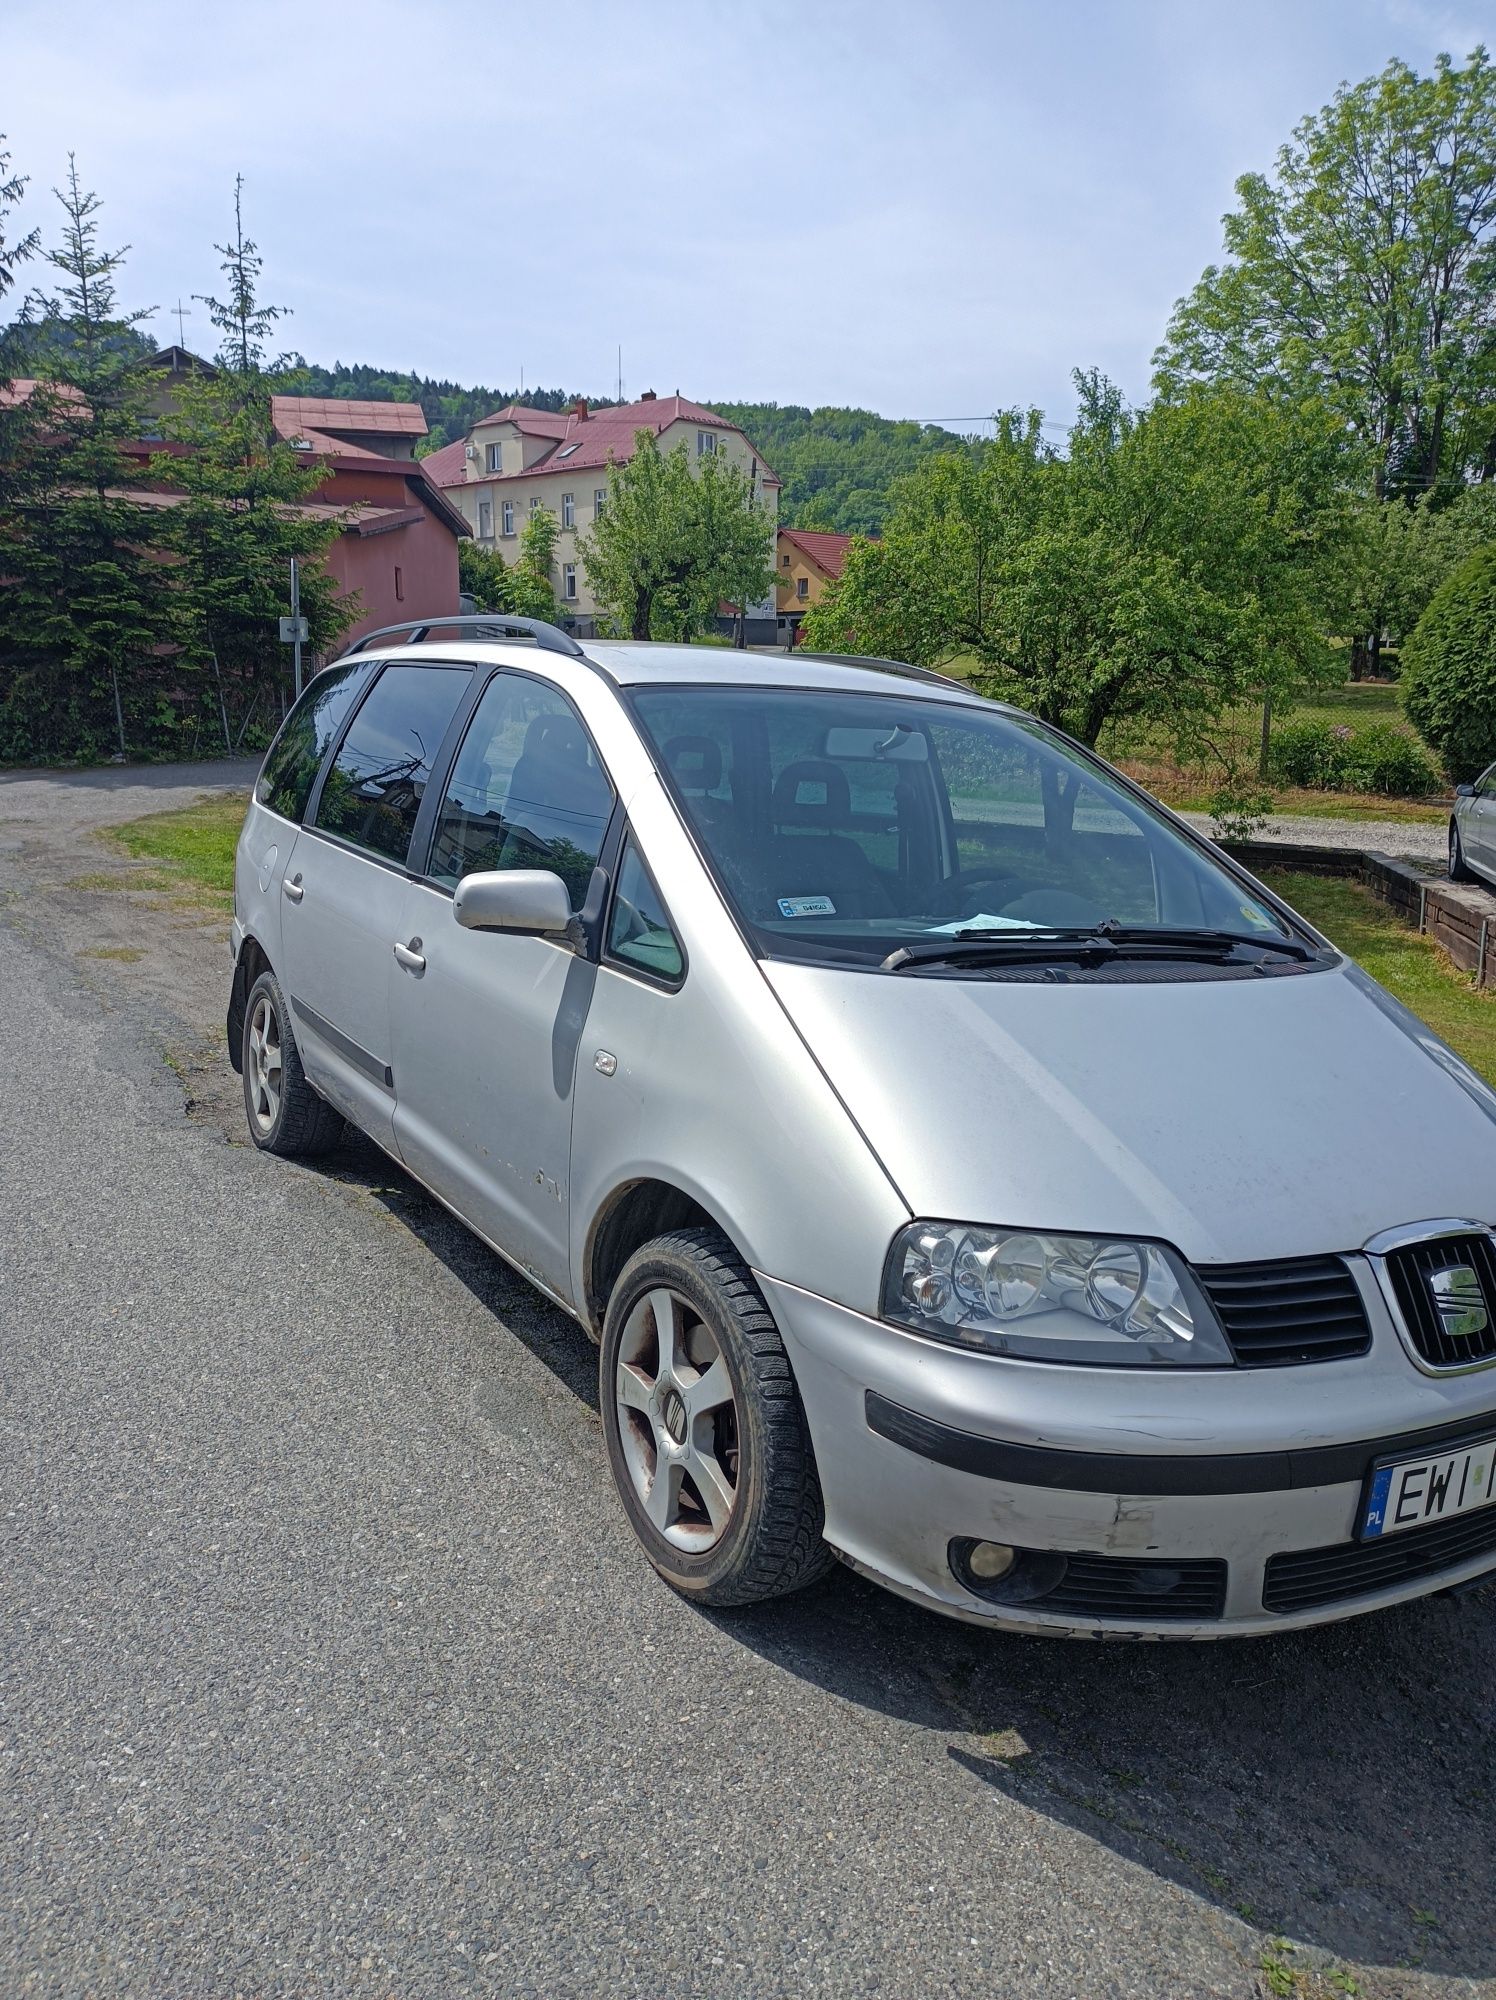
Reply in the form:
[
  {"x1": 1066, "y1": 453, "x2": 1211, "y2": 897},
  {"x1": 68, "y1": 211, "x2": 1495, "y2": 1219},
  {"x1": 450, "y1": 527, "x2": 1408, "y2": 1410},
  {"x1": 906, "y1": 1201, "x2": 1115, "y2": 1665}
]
[
  {"x1": 1269, "y1": 717, "x2": 1441, "y2": 796},
  {"x1": 1207, "y1": 782, "x2": 1275, "y2": 843},
  {"x1": 1403, "y1": 543, "x2": 1496, "y2": 784},
  {"x1": 1270, "y1": 720, "x2": 1356, "y2": 789},
  {"x1": 1342, "y1": 722, "x2": 1441, "y2": 796}
]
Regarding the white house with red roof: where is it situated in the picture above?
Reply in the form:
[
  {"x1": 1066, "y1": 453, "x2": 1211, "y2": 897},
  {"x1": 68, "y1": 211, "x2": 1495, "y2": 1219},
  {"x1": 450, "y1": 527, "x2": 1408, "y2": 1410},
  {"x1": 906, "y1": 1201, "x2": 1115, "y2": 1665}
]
[{"x1": 423, "y1": 391, "x2": 779, "y2": 621}]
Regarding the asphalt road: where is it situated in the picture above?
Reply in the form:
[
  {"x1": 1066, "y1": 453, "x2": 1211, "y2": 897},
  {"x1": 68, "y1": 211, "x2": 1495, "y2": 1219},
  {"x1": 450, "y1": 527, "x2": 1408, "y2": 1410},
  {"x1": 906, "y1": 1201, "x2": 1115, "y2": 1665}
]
[{"x1": 2, "y1": 765, "x2": 1494, "y2": 2000}]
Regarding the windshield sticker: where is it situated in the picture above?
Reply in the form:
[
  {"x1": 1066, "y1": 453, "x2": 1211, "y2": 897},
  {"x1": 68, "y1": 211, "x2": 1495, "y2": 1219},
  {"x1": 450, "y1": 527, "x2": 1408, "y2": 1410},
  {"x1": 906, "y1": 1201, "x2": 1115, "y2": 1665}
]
[
  {"x1": 1239, "y1": 902, "x2": 1278, "y2": 930},
  {"x1": 777, "y1": 895, "x2": 836, "y2": 918}
]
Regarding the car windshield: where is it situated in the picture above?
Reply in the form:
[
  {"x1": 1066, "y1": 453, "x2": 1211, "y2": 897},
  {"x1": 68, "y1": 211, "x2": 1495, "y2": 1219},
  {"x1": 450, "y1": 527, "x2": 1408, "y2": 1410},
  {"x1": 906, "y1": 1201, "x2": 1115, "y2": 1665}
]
[{"x1": 630, "y1": 683, "x2": 1301, "y2": 968}]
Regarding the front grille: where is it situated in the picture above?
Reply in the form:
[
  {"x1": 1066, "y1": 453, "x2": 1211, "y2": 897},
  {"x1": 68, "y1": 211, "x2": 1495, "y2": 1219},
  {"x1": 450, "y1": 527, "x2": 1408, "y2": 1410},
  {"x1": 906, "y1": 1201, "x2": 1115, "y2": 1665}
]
[
  {"x1": 1198, "y1": 1255, "x2": 1371, "y2": 1366},
  {"x1": 1383, "y1": 1233, "x2": 1496, "y2": 1368},
  {"x1": 1263, "y1": 1507, "x2": 1496, "y2": 1613},
  {"x1": 1040, "y1": 1552, "x2": 1227, "y2": 1621}
]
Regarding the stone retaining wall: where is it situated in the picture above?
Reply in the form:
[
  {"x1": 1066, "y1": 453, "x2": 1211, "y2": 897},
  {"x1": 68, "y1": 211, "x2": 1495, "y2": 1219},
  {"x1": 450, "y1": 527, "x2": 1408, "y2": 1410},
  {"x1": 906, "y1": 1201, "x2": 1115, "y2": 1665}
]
[{"x1": 1221, "y1": 837, "x2": 1496, "y2": 989}]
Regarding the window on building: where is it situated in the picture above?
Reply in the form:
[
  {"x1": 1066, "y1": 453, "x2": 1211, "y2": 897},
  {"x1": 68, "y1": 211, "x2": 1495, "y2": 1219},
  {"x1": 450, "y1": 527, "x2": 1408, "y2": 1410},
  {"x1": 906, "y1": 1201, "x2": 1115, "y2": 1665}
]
[
  {"x1": 486, "y1": 442, "x2": 502, "y2": 473},
  {"x1": 796, "y1": 576, "x2": 809, "y2": 600},
  {"x1": 696, "y1": 430, "x2": 717, "y2": 458},
  {"x1": 502, "y1": 500, "x2": 514, "y2": 537},
  {"x1": 561, "y1": 492, "x2": 575, "y2": 529},
  {"x1": 594, "y1": 487, "x2": 606, "y2": 518},
  {"x1": 563, "y1": 564, "x2": 577, "y2": 600},
  {"x1": 781, "y1": 553, "x2": 791, "y2": 567},
  {"x1": 477, "y1": 499, "x2": 493, "y2": 538},
  {"x1": 395, "y1": 566, "x2": 405, "y2": 602},
  {"x1": 530, "y1": 495, "x2": 542, "y2": 514}
]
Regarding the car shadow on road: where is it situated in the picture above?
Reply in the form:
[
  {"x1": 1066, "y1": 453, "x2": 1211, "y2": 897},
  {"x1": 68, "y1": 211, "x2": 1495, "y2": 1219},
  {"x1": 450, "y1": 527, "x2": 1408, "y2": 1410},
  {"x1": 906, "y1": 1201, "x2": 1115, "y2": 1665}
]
[
  {"x1": 726, "y1": 1527, "x2": 1496, "y2": 1984},
  {"x1": 317, "y1": 1137, "x2": 1494, "y2": 1986}
]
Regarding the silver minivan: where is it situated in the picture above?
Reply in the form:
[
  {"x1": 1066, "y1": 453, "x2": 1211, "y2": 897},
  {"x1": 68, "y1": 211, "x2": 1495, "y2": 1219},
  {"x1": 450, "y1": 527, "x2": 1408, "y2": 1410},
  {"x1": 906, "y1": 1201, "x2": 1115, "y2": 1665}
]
[{"x1": 229, "y1": 617, "x2": 1496, "y2": 1638}]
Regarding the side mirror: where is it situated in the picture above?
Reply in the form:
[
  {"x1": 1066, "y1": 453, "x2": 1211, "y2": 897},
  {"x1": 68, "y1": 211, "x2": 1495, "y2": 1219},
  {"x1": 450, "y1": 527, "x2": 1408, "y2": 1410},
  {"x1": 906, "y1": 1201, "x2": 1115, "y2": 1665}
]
[
  {"x1": 453, "y1": 868, "x2": 573, "y2": 936},
  {"x1": 1456, "y1": 783, "x2": 1477, "y2": 798}
]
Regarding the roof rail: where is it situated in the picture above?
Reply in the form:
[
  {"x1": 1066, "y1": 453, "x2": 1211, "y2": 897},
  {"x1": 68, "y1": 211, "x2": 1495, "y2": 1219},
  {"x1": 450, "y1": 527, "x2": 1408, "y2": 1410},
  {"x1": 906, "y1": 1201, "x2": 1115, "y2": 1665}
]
[
  {"x1": 797, "y1": 650, "x2": 971, "y2": 690},
  {"x1": 346, "y1": 614, "x2": 585, "y2": 660}
]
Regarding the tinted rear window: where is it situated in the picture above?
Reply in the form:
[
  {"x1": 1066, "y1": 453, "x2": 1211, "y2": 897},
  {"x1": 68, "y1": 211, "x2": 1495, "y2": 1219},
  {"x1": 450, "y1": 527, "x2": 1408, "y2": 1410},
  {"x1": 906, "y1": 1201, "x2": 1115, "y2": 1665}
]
[
  {"x1": 255, "y1": 660, "x2": 374, "y2": 822},
  {"x1": 314, "y1": 664, "x2": 471, "y2": 866}
]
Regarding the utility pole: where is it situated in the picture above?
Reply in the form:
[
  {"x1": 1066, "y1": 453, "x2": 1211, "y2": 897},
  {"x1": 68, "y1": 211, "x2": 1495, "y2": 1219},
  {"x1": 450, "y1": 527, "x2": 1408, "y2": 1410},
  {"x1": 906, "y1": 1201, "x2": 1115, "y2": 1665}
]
[{"x1": 173, "y1": 298, "x2": 190, "y2": 346}]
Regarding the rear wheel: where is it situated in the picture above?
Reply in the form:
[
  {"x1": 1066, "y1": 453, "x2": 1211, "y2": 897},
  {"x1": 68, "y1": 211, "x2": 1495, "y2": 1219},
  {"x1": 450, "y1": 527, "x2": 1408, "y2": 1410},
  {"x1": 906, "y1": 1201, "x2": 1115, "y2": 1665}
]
[
  {"x1": 242, "y1": 968, "x2": 345, "y2": 1157},
  {"x1": 600, "y1": 1227, "x2": 834, "y2": 1607},
  {"x1": 1450, "y1": 820, "x2": 1474, "y2": 882}
]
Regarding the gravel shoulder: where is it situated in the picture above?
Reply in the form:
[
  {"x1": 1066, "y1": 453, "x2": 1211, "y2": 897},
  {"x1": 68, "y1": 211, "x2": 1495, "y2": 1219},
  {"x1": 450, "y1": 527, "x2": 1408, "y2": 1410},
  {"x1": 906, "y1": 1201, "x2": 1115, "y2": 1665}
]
[
  {"x1": 1180, "y1": 808, "x2": 1449, "y2": 864},
  {"x1": 2, "y1": 763, "x2": 1493, "y2": 2000}
]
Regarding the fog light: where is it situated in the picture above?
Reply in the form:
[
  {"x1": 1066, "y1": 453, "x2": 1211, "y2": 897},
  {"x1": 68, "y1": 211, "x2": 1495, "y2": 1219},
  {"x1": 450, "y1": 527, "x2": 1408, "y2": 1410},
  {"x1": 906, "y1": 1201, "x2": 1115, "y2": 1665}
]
[{"x1": 965, "y1": 1540, "x2": 1016, "y2": 1581}]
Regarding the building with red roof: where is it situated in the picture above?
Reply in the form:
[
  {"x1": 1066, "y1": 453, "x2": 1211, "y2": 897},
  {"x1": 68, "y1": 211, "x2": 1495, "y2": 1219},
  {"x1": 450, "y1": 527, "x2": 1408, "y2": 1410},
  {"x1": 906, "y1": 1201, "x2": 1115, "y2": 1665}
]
[
  {"x1": 430, "y1": 390, "x2": 779, "y2": 622},
  {"x1": 774, "y1": 527, "x2": 857, "y2": 643}
]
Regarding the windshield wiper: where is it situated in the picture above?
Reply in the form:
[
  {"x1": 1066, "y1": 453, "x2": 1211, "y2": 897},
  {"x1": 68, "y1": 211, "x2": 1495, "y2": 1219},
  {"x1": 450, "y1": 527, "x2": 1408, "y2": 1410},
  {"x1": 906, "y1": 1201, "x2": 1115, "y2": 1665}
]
[{"x1": 882, "y1": 922, "x2": 1316, "y2": 973}]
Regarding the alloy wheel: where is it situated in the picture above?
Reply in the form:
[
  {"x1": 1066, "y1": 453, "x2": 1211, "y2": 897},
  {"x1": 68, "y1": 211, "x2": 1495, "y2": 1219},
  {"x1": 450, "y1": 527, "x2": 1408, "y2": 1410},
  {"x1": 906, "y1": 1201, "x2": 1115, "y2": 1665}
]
[
  {"x1": 614, "y1": 1286, "x2": 740, "y2": 1551},
  {"x1": 246, "y1": 992, "x2": 284, "y2": 1134}
]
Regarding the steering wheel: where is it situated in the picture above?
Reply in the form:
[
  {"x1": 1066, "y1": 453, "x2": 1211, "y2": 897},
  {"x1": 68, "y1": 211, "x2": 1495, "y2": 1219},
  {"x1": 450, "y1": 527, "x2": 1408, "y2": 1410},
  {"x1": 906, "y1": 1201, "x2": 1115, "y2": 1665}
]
[{"x1": 923, "y1": 869, "x2": 1028, "y2": 922}]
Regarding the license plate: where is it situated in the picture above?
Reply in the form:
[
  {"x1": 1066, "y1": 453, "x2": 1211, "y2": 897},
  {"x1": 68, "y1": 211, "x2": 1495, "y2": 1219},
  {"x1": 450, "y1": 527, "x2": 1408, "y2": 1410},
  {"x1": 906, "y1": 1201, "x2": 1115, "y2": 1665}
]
[{"x1": 1361, "y1": 1434, "x2": 1496, "y2": 1540}]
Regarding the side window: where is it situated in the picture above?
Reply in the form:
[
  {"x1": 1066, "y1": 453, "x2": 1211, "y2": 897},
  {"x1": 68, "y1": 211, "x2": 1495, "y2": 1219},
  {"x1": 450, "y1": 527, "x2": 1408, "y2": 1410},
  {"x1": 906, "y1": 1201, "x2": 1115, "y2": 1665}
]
[
  {"x1": 427, "y1": 674, "x2": 615, "y2": 911},
  {"x1": 254, "y1": 659, "x2": 372, "y2": 823},
  {"x1": 314, "y1": 664, "x2": 471, "y2": 866},
  {"x1": 607, "y1": 839, "x2": 684, "y2": 985}
]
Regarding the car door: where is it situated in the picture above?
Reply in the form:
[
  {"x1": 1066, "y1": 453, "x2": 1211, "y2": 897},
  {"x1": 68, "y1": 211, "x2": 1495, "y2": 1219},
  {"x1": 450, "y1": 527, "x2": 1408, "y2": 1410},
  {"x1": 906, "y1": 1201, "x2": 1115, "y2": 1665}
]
[
  {"x1": 277, "y1": 660, "x2": 473, "y2": 1148},
  {"x1": 387, "y1": 669, "x2": 616, "y2": 1302}
]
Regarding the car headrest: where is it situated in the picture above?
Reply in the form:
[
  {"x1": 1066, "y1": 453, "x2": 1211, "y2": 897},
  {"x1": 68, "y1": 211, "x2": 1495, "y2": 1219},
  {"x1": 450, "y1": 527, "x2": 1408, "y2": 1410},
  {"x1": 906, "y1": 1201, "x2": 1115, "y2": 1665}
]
[
  {"x1": 771, "y1": 758, "x2": 851, "y2": 826},
  {"x1": 663, "y1": 734, "x2": 723, "y2": 794}
]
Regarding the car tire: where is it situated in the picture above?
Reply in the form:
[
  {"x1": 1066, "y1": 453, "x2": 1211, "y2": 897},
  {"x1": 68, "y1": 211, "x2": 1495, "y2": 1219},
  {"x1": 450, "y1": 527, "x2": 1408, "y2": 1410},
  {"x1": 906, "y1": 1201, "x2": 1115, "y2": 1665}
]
[
  {"x1": 241, "y1": 967, "x2": 345, "y2": 1157},
  {"x1": 1450, "y1": 821, "x2": 1474, "y2": 883},
  {"x1": 600, "y1": 1227, "x2": 835, "y2": 1607}
]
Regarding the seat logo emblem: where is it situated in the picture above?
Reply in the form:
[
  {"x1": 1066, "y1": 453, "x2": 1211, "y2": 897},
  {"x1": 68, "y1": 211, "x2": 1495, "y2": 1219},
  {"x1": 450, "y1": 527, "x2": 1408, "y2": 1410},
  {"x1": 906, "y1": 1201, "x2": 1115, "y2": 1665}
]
[{"x1": 1427, "y1": 1263, "x2": 1489, "y2": 1340}]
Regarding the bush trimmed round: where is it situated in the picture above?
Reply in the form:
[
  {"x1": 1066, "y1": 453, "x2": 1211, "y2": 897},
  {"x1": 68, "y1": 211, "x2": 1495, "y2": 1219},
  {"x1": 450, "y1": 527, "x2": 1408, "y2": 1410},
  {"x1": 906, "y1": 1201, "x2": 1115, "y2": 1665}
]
[{"x1": 1403, "y1": 543, "x2": 1496, "y2": 784}]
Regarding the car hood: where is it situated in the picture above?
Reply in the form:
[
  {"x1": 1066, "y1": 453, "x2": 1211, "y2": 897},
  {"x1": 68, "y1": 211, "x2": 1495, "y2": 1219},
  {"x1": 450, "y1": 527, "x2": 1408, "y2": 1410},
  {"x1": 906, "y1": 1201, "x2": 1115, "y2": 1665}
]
[{"x1": 761, "y1": 958, "x2": 1496, "y2": 1264}]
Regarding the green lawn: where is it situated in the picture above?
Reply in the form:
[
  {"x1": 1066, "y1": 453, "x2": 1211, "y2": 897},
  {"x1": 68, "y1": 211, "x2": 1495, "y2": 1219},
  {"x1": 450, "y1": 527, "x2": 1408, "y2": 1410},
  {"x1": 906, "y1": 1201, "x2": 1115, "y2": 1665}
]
[
  {"x1": 1262, "y1": 869, "x2": 1496, "y2": 1088},
  {"x1": 106, "y1": 792, "x2": 246, "y2": 895}
]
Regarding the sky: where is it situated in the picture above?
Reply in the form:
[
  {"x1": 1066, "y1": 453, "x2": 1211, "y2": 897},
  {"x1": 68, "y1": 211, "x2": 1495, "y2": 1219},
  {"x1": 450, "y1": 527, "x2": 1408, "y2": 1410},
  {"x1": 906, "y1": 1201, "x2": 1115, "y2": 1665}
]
[{"x1": 6, "y1": 0, "x2": 1496, "y2": 430}]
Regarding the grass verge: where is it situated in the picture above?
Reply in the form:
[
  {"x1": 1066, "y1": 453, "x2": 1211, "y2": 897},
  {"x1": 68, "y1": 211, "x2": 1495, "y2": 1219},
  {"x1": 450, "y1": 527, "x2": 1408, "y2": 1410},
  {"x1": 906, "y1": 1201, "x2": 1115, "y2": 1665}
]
[
  {"x1": 1261, "y1": 869, "x2": 1496, "y2": 1088},
  {"x1": 105, "y1": 793, "x2": 245, "y2": 898}
]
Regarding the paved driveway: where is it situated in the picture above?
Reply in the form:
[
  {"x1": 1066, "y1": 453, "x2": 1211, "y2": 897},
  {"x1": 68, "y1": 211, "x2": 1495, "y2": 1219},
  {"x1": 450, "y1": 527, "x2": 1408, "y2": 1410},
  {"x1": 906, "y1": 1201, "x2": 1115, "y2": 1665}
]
[{"x1": 2, "y1": 764, "x2": 1493, "y2": 1999}]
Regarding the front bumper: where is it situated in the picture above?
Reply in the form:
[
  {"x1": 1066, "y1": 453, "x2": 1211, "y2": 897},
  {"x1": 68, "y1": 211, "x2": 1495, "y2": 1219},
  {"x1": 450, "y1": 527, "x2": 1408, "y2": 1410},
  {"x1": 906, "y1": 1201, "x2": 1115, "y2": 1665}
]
[{"x1": 760, "y1": 1271, "x2": 1496, "y2": 1638}]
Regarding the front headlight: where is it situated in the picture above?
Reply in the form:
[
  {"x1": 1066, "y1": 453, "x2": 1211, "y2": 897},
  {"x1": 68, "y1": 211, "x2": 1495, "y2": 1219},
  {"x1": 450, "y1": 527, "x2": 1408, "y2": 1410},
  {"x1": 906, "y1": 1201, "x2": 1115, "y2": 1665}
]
[{"x1": 882, "y1": 1221, "x2": 1232, "y2": 1365}]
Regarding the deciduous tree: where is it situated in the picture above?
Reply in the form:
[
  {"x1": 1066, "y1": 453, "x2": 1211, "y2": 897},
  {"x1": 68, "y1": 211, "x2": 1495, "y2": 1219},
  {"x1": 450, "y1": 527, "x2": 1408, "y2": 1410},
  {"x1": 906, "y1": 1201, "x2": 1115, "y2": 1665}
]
[
  {"x1": 1155, "y1": 50, "x2": 1496, "y2": 500},
  {"x1": 803, "y1": 374, "x2": 1343, "y2": 758},
  {"x1": 579, "y1": 433, "x2": 773, "y2": 640}
]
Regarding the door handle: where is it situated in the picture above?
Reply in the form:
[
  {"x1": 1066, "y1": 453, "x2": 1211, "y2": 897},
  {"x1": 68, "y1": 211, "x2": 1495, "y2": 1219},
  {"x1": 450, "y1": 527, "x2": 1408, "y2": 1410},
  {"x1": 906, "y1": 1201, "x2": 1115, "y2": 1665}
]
[
  {"x1": 393, "y1": 937, "x2": 426, "y2": 973},
  {"x1": 282, "y1": 873, "x2": 304, "y2": 903}
]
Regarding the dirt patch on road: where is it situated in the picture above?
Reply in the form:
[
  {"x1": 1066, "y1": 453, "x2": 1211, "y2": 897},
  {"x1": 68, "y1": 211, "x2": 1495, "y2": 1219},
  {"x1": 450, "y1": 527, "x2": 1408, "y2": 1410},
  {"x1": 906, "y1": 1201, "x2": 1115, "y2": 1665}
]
[{"x1": 0, "y1": 762, "x2": 258, "y2": 1140}]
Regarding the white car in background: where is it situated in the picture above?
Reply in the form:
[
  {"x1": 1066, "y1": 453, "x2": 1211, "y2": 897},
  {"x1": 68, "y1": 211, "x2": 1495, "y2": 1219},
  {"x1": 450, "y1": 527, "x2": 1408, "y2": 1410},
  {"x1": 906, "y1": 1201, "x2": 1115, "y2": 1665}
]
[{"x1": 1449, "y1": 766, "x2": 1496, "y2": 886}]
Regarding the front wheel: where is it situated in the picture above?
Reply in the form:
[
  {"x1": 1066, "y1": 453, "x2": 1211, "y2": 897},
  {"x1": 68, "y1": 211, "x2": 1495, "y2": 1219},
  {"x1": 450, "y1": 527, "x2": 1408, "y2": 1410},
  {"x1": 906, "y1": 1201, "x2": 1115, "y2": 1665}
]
[
  {"x1": 600, "y1": 1228, "x2": 834, "y2": 1607},
  {"x1": 1450, "y1": 820, "x2": 1474, "y2": 883},
  {"x1": 242, "y1": 968, "x2": 346, "y2": 1157}
]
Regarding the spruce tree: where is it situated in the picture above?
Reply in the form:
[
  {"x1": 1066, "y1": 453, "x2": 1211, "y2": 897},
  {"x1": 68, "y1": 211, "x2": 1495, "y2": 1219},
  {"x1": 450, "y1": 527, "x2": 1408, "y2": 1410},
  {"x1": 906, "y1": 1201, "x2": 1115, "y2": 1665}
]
[
  {"x1": 0, "y1": 159, "x2": 176, "y2": 760},
  {"x1": 156, "y1": 176, "x2": 352, "y2": 745}
]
